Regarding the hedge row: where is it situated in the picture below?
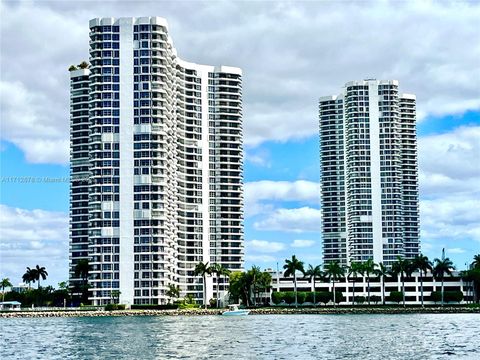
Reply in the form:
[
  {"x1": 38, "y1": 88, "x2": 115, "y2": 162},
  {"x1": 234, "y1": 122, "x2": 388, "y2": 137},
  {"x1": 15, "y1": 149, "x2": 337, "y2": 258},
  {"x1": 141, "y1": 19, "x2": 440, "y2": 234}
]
[
  {"x1": 130, "y1": 304, "x2": 178, "y2": 310},
  {"x1": 430, "y1": 291, "x2": 463, "y2": 303},
  {"x1": 271, "y1": 291, "x2": 345, "y2": 305},
  {"x1": 272, "y1": 291, "x2": 463, "y2": 304}
]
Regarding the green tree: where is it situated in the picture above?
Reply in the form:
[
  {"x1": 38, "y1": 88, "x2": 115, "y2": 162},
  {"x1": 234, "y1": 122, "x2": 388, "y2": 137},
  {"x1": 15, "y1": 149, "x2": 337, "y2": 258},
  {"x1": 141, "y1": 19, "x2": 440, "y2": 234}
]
[
  {"x1": 166, "y1": 284, "x2": 181, "y2": 304},
  {"x1": 194, "y1": 261, "x2": 212, "y2": 308},
  {"x1": 391, "y1": 256, "x2": 412, "y2": 307},
  {"x1": 248, "y1": 265, "x2": 262, "y2": 306},
  {"x1": 1, "y1": 278, "x2": 13, "y2": 302},
  {"x1": 412, "y1": 254, "x2": 433, "y2": 307},
  {"x1": 304, "y1": 264, "x2": 323, "y2": 306},
  {"x1": 78, "y1": 61, "x2": 89, "y2": 69},
  {"x1": 217, "y1": 265, "x2": 231, "y2": 307},
  {"x1": 228, "y1": 271, "x2": 249, "y2": 305},
  {"x1": 283, "y1": 255, "x2": 305, "y2": 308},
  {"x1": 111, "y1": 290, "x2": 121, "y2": 304},
  {"x1": 256, "y1": 271, "x2": 272, "y2": 305},
  {"x1": 471, "y1": 268, "x2": 479, "y2": 303},
  {"x1": 68, "y1": 65, "x2": 77, "y2": 71},
  {"x1": 389, "y1": 291, "x2": 403, "y2": 304},
  {"x1": 375, "y1": 263, "x2": 390, "y2": 305},
  {"x1": 210, "y1": 263, "x2": 222, "y2": 308},
  {"x1": 362, "y1": 259, "x2": 376, "y2": 305},
  {"x1": 22, "y1": 267, "x2": 36, "y2": 289},
  {"x1": 433, "y1": 254, "x2": 455, "y2": 307},
  {"x1": 347, "y1": 262, "x2": 363, "y2": 306},
  {"x1": 324, "y1": 261, "x2": 345, "y2": 307},
  {"x1": 33, "y1": 265, "x2": 48, "y2": 289},
  {"x1": 472, "y1": 254, "x2": 480, "y2": 269},
  {"x1": 74, "y1": 259, "x2": 91, "y2": 304}
]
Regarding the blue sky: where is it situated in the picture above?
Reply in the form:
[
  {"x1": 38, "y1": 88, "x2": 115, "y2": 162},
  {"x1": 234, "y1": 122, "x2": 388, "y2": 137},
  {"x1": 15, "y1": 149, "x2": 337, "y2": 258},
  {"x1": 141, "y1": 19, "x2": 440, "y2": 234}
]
[{"x1": 1, "y1": 1, "x2": 479, "y2": 286}]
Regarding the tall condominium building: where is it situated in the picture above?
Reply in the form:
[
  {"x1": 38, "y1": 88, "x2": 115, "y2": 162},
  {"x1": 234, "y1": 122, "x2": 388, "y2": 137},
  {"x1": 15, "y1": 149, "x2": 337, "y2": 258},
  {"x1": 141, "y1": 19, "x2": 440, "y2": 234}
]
[
  {"x1": 319, "y1": 79, "x2": 419, "y2": 267},
  {"x1": 69, "y1": 17, "x2": 244, "y2": 306}
]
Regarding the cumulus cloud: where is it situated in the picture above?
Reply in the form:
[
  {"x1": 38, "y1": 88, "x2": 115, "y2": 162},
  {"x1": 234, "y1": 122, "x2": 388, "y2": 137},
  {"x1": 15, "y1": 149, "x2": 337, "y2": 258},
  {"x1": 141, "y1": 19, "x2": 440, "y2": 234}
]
[
  {"x1": 254, "y1": 207, "x2": 322, "y2": 233},
  {"x1": 246, "y1": 240, "x2": 286, "y2": 253},
  {"x1": 246, "y1": 255, "x2": 276, "y2": 263},
  {"x1": 245, "y1": 180, "x2": 319, "y2": 217},
  {"x1": 447, "y1": 248, "x2": 466, "y2": 254},
  {"x1": 1, "y1": 1, "x2": 479, "y2": 163},
  {"x1": 418, "y1": 126, "x2": 480, "y2": 197},
  {"x1": 245, "y1": 148, "x2": 271, "y2": 168},
  {"x1": 291, "y1": 239, "x2": 315, "y2": 248},
  {"x1": 420, "y1": 195, "x2": 480, "y2": 243},
  {"x1": 0, "y1": 204, "x2": 69, "y2": 285}
]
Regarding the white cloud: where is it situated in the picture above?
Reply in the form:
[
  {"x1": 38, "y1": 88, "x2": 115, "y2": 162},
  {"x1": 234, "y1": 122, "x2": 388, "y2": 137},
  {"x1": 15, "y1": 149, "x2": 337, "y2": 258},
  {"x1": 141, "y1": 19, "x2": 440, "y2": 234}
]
[
  {"x1": 245, "y1": 180, "x2": 319, "y2": 217},
  {"x1": 246, "y1": 255, "x2": 276, "y2": 263},
  {"x1": 246, "y1": 240, "x2": 286, "y2": 253},
  {"x1": 0, "y1": 204, "x2": 69, "y2": 286},
  {"x1": 254, "y1": 207, "x2": 322, "y2": 233},
  {"x1": 419, "y1": 126, "x2": 480, "y2": 197},
  {"x1": 1, "y1": 1, "x2": 479, "y2": 163},
  {"x1": 420, "y1": 195, "x2": 480, "y2": 243},
  {"x1": 291, "y1": 239, "x2": 315, "y2": 248},
  {"x1": 447, "y1": 248, "x2": 466, "y2": 254},
  {"x1": 245, "y1": 149, "x2": 271, "y2": 168}
]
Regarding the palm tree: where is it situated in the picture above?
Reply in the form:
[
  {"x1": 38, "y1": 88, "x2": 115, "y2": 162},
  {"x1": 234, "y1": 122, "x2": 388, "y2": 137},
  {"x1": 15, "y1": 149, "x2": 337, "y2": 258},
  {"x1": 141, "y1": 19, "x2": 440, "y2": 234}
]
[
  {"x1": 347, "y1": 262, "x2": 363, "y2": 306},
  {"x1": 165, "y1": 284, "x2": 181, "y2": 304},
  {"x1": 375, "y1": 263, "x2": 390, "y2": 305},
  {"x1": 22, "y1": 267, "x2": 36, "y2": 289},
  {"x1": 33, "y1": 265, "x2": 48, "y2": 289},
  {"x1": 249, "y1": 265, "x2": 262, "y2": 306},
  {"x1": 194, "y1": 261, "x2": 212, "y2": 309},
  {"x1": 218, "y1": 266, "x2": 231, "y2": 307},
  {"x1": 304, "y1": 264, "x2": 323, "y2": 306},
  {"x1": 74, "y1": 259, "x2": 91, "y2": 304},
  {"x1": 412, "y1": 254, "x2": 433, "y2": 307},
  {"x1": 433, "y1": 252, "x2": 455, "y2": 307},
  {"x1": 210, "y1": 263, "x2": 229, "y2": 308},
  {"x1": 324, "y1": 261, "x2": 345, "y2": 307},
  {"x1": 283, "y1": 255, "x2": 305, "y2": 308},
  {"x1": 74, "y1": 259, "x2": 90, "y2": 284},
  {"x1": 210, "y1": 263, "x2": 220, "y2": 307},
  {"x1": 362, "y1": 259, "x2": 376, "y2": 305},
  {"x1": 78, "y1": 61, "x2": 89, "y2": 69},
  {"x1": 257, "y1": 271, "x2": 272, "y2": 305},
  {"x1": 1, "y1": 278, "x2": 13, "y2": 302},
  {"x1": 391, "y1": 256, "x2": 412, "y2": 307},
  {"x1": 110, "y1": 290, "x2": 121, "y2": 304},
  {"x1": 472, "y1": 254, "x2": 480, "y2": 269}
]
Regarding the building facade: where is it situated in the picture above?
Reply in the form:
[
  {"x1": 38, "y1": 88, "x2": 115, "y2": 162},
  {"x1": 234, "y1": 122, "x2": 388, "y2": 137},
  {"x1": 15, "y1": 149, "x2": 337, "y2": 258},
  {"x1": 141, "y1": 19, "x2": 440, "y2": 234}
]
[
  {"x1": 267, "y1": 269, "x2": 473, "y2": 305},
  {"x1": 319, "y1": 80, "x2": 419, "y2": 267},
  {"x1": 69, "y1": 17, "x2": 244, "y2": 306}
]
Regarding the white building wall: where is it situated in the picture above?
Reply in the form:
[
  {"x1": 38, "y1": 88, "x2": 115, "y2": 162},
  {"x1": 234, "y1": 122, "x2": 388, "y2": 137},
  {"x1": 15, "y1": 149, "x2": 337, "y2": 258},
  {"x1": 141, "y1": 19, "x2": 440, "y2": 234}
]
[
  {"x1": 71, "y1": 17, "x2": 244, "y2": 306},
  {"x1": 118, "y1": 17, "x2": 135, "y2": 306}
]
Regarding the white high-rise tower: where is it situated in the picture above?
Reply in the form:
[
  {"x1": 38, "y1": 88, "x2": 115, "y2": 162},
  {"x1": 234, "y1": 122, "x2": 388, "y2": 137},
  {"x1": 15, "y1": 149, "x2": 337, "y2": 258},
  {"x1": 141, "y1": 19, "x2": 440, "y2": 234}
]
[
  {"x1": 319, "y1": 80, "x2": 419, "y2": 267},
  {"x1": 69, "y1": 17, "x2": 244, "y2": 306}
]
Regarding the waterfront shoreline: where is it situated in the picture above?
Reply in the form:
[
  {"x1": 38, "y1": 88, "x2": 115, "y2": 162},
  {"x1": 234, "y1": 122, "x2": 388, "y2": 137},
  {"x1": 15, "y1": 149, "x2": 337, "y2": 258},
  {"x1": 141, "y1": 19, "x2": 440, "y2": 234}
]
[{"x1": 1, "y1": 306, "x2": 479, "y2": 318}]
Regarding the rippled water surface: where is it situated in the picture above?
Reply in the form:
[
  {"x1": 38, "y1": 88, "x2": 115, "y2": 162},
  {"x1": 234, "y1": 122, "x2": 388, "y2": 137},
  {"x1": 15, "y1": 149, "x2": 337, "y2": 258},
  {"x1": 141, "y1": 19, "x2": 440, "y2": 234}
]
[{"x1": 2, "y1": 314, "x2": 479, "y2": 359}]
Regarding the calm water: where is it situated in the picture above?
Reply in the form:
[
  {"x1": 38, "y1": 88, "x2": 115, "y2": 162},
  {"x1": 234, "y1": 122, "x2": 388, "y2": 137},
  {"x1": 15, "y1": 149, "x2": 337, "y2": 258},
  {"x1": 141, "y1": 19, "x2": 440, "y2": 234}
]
[{"x1": 2, "y1": 314, "x2": 479, "y2": 359}]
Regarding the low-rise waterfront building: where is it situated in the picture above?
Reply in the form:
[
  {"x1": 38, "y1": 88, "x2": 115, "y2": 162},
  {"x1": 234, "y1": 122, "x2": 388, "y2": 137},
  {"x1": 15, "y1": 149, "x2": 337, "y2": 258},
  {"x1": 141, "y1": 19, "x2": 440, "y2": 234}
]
[{"x1": 266, "y1": 269, "x2": 474, "y2": 305}]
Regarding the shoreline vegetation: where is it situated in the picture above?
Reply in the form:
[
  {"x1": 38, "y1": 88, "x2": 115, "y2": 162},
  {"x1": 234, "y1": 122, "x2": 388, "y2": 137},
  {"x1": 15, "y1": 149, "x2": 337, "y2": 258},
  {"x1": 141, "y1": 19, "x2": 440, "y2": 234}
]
[
  {"x1": 2, "y1": 253, "x2": 478, "y2": 311},
  {"x1": 1, "y1": 305, "x2": 479, "y2": 318}
]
